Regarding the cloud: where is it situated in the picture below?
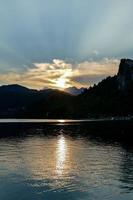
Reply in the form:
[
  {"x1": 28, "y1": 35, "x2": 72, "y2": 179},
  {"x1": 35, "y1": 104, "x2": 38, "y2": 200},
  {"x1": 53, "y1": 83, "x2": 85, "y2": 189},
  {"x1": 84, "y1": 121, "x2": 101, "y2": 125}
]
[
  {"x1": 69, "y1": 58, "x2": 119, "y2": 87},
  {"x1": 88, "y1": 50, "x2": 100, "y2": 57},
  {"x1": 0, "y1": 58, "x2": 119, "y2": 89},
  {"x1": 0, "y1": 0, "x2": 133, "y2": 72},
  {"x1": 74, "y1": 58, "x2": 119, "y2": 75}
]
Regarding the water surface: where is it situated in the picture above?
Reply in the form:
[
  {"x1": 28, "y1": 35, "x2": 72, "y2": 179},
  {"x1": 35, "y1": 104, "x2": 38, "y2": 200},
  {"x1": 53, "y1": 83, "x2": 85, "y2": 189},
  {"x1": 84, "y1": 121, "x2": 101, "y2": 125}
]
[{"x1": 0, "y1": 125, "x2": 133, "y2": 200}]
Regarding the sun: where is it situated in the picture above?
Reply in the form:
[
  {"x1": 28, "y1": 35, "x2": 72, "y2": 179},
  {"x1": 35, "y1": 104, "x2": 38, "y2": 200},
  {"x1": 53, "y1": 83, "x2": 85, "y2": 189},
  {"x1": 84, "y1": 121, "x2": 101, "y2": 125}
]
[{"x1": 56, "y1": 78, "x2": 66, "y2": 89}]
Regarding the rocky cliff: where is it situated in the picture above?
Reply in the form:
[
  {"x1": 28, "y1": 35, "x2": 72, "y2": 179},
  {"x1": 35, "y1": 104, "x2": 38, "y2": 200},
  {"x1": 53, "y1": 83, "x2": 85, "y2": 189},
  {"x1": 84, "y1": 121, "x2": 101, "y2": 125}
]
[{"x1": 117, "y1": 59, "x2": 133, "y2": 90}]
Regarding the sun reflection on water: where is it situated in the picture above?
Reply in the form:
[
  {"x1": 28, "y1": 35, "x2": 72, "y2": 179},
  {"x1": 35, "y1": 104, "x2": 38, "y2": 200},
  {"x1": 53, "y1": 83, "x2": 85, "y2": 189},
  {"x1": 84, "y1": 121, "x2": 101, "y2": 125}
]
[
  {"x1": 57, "y1": 119, "x2": 65, "y2": 123},
  {"x1": 56, "y1": 135, "x2": 67, "y2": 176}
]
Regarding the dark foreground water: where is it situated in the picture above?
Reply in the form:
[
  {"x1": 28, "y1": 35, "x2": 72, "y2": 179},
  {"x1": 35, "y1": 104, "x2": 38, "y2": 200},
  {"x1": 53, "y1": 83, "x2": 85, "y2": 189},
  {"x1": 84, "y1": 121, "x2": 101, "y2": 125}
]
[{"x1": 0, "y1": 121, "x2": 133, "y2": 200}]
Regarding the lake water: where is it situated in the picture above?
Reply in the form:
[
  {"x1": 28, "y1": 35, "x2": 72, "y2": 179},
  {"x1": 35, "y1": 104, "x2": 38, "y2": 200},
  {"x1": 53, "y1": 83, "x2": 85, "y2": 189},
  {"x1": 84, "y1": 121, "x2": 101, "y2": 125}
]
[{"x1": 0, "y1": 122, "x2": 133, "y2": 200}]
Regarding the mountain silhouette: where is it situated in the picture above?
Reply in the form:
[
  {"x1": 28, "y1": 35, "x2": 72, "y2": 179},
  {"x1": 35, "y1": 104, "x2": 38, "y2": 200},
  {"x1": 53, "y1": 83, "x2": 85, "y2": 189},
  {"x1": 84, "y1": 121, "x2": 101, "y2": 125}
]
[
  {"x1": 65, "y1": 87, "x2": 86, "y2": 95},
  {"x1": 0, "y1": 58, "x2": 133, "y2": 118}
]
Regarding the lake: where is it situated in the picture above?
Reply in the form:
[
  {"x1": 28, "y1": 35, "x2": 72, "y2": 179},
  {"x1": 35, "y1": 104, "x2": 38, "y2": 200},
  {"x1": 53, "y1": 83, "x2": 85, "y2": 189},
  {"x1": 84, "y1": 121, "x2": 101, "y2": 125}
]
[{"x1": 0, "y1": 121, "x2": 133, "y2": 200}]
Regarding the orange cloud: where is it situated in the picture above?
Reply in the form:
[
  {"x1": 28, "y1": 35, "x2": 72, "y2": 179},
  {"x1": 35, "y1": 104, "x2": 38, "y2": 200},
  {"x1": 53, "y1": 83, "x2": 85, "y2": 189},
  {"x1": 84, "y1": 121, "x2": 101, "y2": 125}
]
[{"x1": 0, "y1": 58, "x2": 119, "y2": 89}]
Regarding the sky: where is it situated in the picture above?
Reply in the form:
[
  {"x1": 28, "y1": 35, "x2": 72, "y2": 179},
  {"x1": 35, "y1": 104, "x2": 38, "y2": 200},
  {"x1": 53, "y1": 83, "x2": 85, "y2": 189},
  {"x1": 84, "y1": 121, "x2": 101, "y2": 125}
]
[{"x1": 0, "y1": 0, "x2": 133, "y2": 89}]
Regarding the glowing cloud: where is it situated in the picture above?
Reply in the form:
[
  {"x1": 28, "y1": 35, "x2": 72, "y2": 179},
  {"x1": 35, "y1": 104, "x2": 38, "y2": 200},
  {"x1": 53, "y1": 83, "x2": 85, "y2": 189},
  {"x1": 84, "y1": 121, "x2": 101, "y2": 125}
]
[{"x1": 0, "y1": 58, "x2": 119, "y2": 89}]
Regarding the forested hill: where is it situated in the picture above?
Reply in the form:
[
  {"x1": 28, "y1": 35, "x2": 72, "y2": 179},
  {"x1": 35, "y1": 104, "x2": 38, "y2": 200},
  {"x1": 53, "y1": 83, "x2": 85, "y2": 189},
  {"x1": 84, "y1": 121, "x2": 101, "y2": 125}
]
[{"x1": 78, "y1": 59, "x2": 133, "y2": 117}]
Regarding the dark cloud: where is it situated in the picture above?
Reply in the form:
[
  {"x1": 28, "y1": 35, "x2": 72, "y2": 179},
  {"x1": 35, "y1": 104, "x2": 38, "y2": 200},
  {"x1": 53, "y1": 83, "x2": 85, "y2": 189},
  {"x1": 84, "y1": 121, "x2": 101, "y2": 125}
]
[{"x1": 0, "y1": 0, "x2": 133, "y2": 73}]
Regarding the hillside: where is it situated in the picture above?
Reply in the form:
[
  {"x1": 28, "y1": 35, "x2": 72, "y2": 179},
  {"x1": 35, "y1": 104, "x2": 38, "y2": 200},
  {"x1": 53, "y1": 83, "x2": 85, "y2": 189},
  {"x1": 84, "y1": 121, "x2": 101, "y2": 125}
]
[
  {"x1": 0, "y1": 85, "x2": 75, "y2": 118},
  {"x1": 78, "y1": 59, "x2": 133, "y2": 118}
]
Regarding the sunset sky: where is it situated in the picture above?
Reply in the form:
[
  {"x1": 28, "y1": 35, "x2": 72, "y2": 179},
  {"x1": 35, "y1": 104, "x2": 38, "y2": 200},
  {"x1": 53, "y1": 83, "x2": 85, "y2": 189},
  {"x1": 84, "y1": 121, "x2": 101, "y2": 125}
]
[{"x1": 0, "y1": 0, "x2": 133, "y2": 89}]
